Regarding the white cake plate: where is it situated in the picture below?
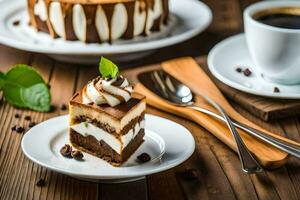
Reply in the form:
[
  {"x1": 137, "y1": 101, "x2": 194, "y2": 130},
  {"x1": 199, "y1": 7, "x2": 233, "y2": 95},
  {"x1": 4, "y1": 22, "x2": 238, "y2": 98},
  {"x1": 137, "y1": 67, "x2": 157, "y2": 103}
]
[
  {"x1": 208, "y1": 34, "x2": 300, "y2": 99},
  {"x1": 0, "y1": 0, "x2": 212, "y2": 64},
  {"x1": 21, "y1": 114, "x2": 195, "y2": 183}
]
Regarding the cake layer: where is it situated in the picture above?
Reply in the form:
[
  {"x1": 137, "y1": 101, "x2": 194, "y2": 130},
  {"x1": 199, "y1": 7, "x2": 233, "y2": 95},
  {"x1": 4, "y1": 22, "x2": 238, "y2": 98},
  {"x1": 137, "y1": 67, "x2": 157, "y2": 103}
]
[
  {"x1": 70, "y1": 117, "x2": 145, "y2": 153},
  {"x1": 69, "y1": 92, "x2": 146, "y2": 133},
  {"x1": 70, "y1": 128, "x2": 145, "y2": 166},
  {"x1": 73, "y1": 114, "x2": 144, "y2": 135},
  {"x1": 28, "y1": 0, "x2": 169, "y2": 43}
]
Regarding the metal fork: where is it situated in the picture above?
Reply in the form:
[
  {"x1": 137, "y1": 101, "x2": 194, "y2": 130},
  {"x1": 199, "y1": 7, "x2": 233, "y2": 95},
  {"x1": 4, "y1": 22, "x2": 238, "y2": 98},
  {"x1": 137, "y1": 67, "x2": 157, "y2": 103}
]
[{"x1": 148, "y1": 70, "x2": 263, "y2": 173}]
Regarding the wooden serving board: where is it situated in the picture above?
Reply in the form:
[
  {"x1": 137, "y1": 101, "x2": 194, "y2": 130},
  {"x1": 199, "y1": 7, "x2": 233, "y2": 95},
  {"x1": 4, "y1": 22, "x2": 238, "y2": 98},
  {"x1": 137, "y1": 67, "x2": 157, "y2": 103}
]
[
  {"x1": 133, "y1": 57, "x2": 300, "y2": 169},
  {"x1": 195, "y1": 57, "x2": 300, "y2": 121}
]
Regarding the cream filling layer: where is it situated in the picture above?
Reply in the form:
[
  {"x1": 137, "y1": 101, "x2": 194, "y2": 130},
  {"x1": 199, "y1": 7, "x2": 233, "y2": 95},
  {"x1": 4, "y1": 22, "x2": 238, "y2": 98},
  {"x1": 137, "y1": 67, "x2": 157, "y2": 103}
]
[
  {"x1": 71, "y1": 120, "x2": 145, "y2": 154},
  {"x1": 146, "y1": 0, "x2": 163, "y2": 34},
  {"x1": 34, "y1": 0, "x2": 47, "y2": 21},
  {"x1": 70, "y1": 100, "x2": 146, "y2": 133},
  {"x1": 73, "y1": 4, "x2": 87, "y2": 42},
  {"x1": 111, "y1": 3, "x2": 128, "y2": 41},
  {"x1": 49, "y1": 2, "x2": 66, "y2": 39},
  {"x1": 134, "y1": 1, "x2": 147, "y2": 36},
  {"x1": 35, "y1": 1, "x2": 165, "y2": 42}
]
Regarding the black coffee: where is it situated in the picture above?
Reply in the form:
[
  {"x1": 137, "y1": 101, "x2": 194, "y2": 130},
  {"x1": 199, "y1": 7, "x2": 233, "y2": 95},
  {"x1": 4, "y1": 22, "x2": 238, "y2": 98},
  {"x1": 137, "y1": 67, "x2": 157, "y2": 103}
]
[{"x1": 253, "y1": 8, "x2": 300, "y2": 29}]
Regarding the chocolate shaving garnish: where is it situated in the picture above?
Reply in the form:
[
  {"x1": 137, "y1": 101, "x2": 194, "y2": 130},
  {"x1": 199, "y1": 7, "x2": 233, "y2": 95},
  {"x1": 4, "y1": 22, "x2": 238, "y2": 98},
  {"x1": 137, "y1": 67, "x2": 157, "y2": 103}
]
[
  {"x1": 60, "y1": 144, "x2": 72, "y2": 158},
  {"x1": 71, "y1": 150, "x2": 84, "y2": 160},
  {"x1": 243, "y1": 68, "x2": 252, "y2": 77},
  {"x1": 274, "y1": 87, "x2": 280, "y2": 93},
  {"x1": 36, "y1": 178, "x2": 46, "y2": 187},
  {"x1": 137, "y1": 153, "x2": 151, "y2": 163}
]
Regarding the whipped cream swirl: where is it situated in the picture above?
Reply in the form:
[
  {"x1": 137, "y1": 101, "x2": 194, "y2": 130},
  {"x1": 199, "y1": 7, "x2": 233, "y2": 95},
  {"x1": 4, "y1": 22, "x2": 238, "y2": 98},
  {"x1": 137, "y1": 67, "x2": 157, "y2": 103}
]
[{"x1": 82, "y1": 76, "x2": 133, "y2": 107}]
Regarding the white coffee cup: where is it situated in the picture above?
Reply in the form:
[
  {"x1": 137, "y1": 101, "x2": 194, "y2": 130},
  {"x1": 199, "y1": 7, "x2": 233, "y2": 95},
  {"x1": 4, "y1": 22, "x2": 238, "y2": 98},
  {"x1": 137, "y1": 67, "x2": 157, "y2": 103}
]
[{"x1": 244, "y1": 1, "x2": 300, "y2": 85}]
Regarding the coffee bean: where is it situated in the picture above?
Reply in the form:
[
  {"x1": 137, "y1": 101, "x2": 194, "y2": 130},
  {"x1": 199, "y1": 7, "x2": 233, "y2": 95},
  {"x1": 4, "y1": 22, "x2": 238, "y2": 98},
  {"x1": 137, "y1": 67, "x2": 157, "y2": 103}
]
[
  {"x1": 71, "y1": 150, "x2": 84, "y2": 160},
  {"x1": 36, "y1": 178, "x2": 46, "y2": 187},
  {"x1": 13, "y1": 20, "x2": 20, "y2": 26},
  {"x1": 29, "y1": 122, "x2": 36, "y2": 128},
  {"x1": 16, "y1": 126, "x2": 24, "y2": 133},
  {"x1": 243, "y1": 68, "x2": 252, "y2": 77},
  {"x1": 24, "y1": 115, "x2": 31, "y2": 121},
  {"x1": 274, "y1": 87, "x2": 280, "y2": 93},
  {"x1": 11, "y1": 125, "x2": 17, "y2": 131},
  {"x1": 60, "y1": 144, "x2": 72, "y2": 158},
  {"x1": 236, "y1": 67, "x2": 242, "y2": 73},
  {"x1": 137, "y1": 153, "x2": 151, "y2": 163},
  {"x1": 14, "y1": 113, "x2": 20, "y2": 118}
]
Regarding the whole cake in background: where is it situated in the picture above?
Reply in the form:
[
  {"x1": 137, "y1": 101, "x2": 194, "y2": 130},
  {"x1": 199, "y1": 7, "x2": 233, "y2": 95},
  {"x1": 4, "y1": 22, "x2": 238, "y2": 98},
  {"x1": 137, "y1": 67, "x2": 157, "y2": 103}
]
[
  {"x1": 69, "y1": 57, "x2": 146, "y2": 166},
  {"x1": 27, "y1": 0, "x2": 169, "y2": 43}
]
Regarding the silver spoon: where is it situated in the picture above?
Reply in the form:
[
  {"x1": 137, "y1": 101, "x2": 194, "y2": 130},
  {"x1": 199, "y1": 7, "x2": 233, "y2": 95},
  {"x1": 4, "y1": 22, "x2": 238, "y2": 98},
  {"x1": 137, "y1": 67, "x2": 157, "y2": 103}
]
[
  {"x1": 139, "y1": 70, "x2": 300, "y2": 160},
  {"x1": 139, "y1": 70, "x2": 263, "y2": 174}
]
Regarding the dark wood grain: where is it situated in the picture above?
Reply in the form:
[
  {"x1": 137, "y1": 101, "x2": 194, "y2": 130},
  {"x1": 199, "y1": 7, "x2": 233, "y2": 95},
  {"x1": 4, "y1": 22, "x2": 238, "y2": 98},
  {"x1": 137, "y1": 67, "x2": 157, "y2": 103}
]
[{"x1": 0, "y1": 0, "x2": 300, "y2": 200}]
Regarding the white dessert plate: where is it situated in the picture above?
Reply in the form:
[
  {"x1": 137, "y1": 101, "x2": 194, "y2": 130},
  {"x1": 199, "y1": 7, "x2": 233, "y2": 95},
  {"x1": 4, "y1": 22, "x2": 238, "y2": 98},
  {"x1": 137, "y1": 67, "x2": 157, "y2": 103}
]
[
  {"x1": 21, "y1": 114, "x2": 195, "y2": 183},
  {"x1": 208, "y1": 34, "x2": 300, "y2": 99},
  {"x1": 0, "y1": 0, "x2": 212, "y2": 64}
]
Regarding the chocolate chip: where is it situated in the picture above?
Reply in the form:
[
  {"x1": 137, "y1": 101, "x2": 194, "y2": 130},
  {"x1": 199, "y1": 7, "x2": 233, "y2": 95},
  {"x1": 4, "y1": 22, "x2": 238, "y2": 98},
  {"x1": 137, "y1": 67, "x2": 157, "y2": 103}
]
[
  {"x1": 137, "y1": 153, "x2": 151, "y2": 163},
  {"x1": 274, "y1": 87, "x2": 280, "y2": 93},
  {"x1": 24, "y1": 115, "x2": 31, "y2": 121},
  {"x1": 183, "y1": 169, "x2": 201, "y2": 180},
  {"x1": 36, "y1": 178, "x2": 46, "y2": 187},
  {"x1": 236, "y1": 67, "x2": 242, "y2": 73},
  {"x1": 11, "y1": 125, "x2": 17, "y2": 131},
  {"x1": 71, "y1": 150, "x2": 84, "y2": 160},
  {"x1": 29, "y1": 122, "x2": 36, "y2": 128},
  {"x1": 14, "y1": 113, "x2": 20, "y2": 118},
  {"x1": 16, "y1": 126, "x2": 24, "y2": 133},
  {"x1": 243, "y1": 68, "x2": 252, "y2": 77},
  {"x1": 13, "y1": 20, "x2": 20, "y2": 26},
  {"x1": 61, "y1": 104, "x2": 67, "y2": 111},
  {"x1": 60, "y1": 144, "x2": 72, "y2": 158}
]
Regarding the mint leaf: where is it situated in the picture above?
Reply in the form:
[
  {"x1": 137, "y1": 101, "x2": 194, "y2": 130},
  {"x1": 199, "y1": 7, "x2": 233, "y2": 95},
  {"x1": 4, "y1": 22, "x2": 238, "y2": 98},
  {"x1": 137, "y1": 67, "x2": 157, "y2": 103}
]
[
  {"x1": 5, "y1": 64, "x2": 45, "y2": 86},
  {"x1": 22, "y1": 83, "x2": 51, "y2": 112},
  {"x1": 0, "y1": 72, "x2": 5, "y2": 90},
  {"x1": 2, "y1": 65, "x2": 51, "y2": 112},
  {"x1": 3, "y1": 82, "x2": 25, "y2": 107},
  {"x1": 99, "y1": 57, "x2": 119, "y2": 78}
]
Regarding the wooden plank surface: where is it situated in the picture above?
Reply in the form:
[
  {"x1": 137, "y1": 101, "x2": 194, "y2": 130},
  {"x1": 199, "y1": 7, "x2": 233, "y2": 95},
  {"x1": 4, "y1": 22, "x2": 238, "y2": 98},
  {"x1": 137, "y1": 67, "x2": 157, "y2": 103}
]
[{"x1": 1, "y1": 0, "x2": 300, "y2": 200}]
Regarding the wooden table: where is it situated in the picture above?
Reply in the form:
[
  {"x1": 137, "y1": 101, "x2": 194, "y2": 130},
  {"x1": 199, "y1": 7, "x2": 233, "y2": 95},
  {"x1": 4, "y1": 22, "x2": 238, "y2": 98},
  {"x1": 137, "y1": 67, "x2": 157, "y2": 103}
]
[{"x1": 1, "y1": 0, "x2": 300, "y2": 199}]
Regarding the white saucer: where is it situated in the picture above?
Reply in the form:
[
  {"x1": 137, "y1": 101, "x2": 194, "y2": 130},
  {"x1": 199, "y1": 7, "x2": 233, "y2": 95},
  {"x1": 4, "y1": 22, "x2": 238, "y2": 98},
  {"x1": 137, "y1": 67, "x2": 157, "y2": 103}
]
[
  {"x1": 208, "y1": 34, "x2": 300, "y2": 99},
  {"x1": 0, "y1": 0, "x2": 212, "y2": 64},
  {"x1": 21, "y1": 114, "x2": 195, "y2": 183}
]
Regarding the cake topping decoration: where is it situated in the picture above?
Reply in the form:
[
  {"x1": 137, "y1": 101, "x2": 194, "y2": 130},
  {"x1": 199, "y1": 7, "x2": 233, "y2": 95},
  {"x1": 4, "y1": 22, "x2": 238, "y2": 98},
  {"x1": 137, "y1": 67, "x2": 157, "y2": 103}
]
[{"x1": 82, "y1": 57, "x2": 133, "y2": 107}]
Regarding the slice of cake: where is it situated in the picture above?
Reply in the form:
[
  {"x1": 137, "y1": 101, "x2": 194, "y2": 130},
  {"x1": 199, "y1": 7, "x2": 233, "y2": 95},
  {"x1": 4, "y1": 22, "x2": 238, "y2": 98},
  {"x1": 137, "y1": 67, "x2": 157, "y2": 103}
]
[
  {"x1": 27, "y1": 0, "x2": 169, "y2": 43},
  {"x1": 69, "y1": 58, "x2": 146, "y2": 166}
]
